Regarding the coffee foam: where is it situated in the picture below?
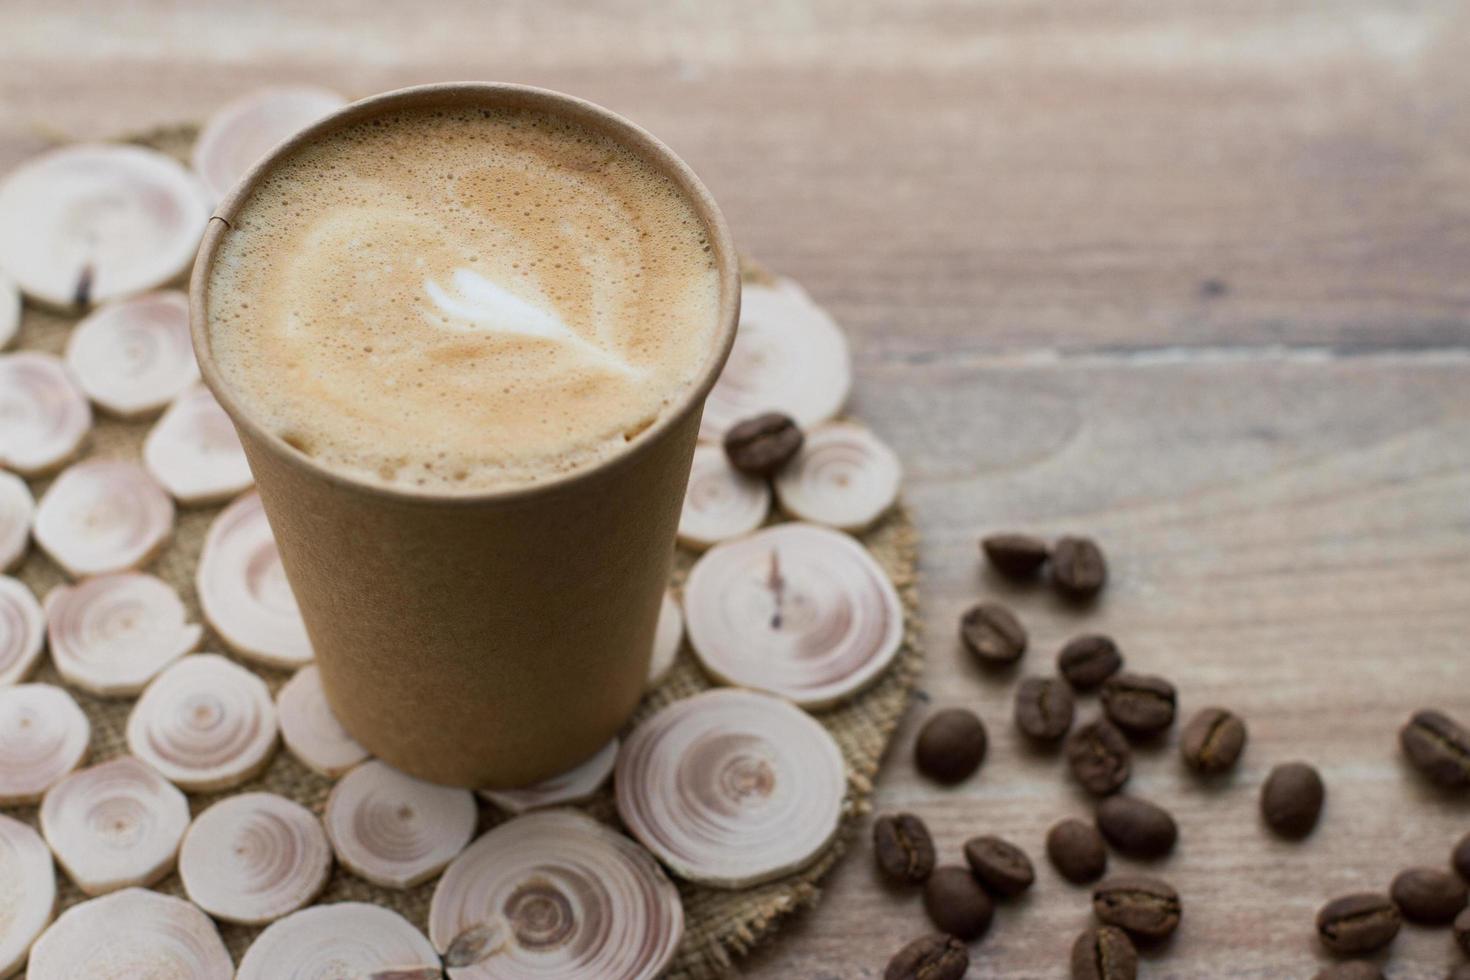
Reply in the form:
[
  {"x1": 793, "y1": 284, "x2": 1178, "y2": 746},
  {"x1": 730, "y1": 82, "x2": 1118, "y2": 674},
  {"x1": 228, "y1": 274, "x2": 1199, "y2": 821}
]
[{"x1": 206, "y1": 104, "x2": 721, "y2": 493}]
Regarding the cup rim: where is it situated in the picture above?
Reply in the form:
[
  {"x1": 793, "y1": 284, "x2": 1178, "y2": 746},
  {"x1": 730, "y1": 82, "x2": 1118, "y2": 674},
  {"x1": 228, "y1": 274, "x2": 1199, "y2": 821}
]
[{"x1": 189, "y1": 81, "x2": 740, "y2": 508}]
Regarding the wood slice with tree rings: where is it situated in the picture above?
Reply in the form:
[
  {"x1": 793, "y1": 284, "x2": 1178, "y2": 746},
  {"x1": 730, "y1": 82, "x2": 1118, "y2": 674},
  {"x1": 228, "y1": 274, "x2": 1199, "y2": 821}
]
[
  {"x1": 0, "y1": 813, "x2": 55, "y2": 979},
  {"x1": 26, "y1": 887, "x2": 231, "y2": 980},
  {"x1": 429, "y1": 808, "x2": 683, "y2": 980},
  {"x1": 33, "y1": 459, "x2": 173, "y2": 578},
  {"x1": 0, "y1": 270, "x2": 18, "y2": 350},
  {"x1": 143, "y1": 384, "x2": 253, "y2": 505},
  {"x1": 126, "y1": 653, "x2": 278, "y2": 792},
  {"x1": 179, "y1": 792, "x2": 332, "y2": 925},
  {"x1": 197, "y1": 491, "x2": 313, "y2": 668},
  {"x1": 0, "y1": 684, "x2": 89, "y2": 805},
  {"x1": 683, "y1": 522, "x2": 904, "y2": 707},
  {"x1": 697, "y1": 277, "x2": 851, "y2": 442},
  {"x1": 478, "y1": 739, "x2": 619, "y2": 815},
  {"x1": 324, "y1": 759, "x2": 477, "y2": 890},
  {"x1": 0, "y1": 577, "x2": 44, "y2": 686},
  {"x1": 0, "y1": 143, "x2": 210, "y2": 310},
  {"x1": 773, "y1": 422, "x2": 902, "y2": 532},
  {"x1": 45, "y1": 572, "x2": 202, "y2": 697},
  {"x1": 676, "y1": 444, "x2": 769, "y2": 550},
  {"x1": 64, "y1": 291, "x2": 199, "y2": 418},
  {"x1": 615, "y1": 688, "x2": 847, "y2": 888},
  {"x1": 0, "y1": 471, "x2": 33, "y2": 572},
  {"x1": 277, "y1": 664, "x2": 369, "y2": 778},
  {"x1": 39, "y1": 755, "x2": 190, "y2": 896},
  {"x1": 191, "y1": 86, "x2": 348, "y2": 203},
  {"x1": 647, "y1": 590, "x2": 683, "y2": 687},
  {"x1": 236, "y1": 902, "x2": 439, "y2": 980},
  {"x1": 0, "y1": 351, "x2": 92, "y2": 476}
]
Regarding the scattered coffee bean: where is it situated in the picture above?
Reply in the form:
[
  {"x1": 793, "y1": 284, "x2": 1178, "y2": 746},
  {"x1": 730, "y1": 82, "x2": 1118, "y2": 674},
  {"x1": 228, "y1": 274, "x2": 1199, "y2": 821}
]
[
  {"x1": 872, "y1": 813, "x2": 936, "y2": 886},
  {"x1": 981, "y1": 532, "x2": 1050, "y2": 580},
  {"x1": 1066, "y1": 718, "x2": 1132, "y2": 796},
  {"x1": 959, "y1": 601, "x2": 1027, "y2": 667},
  {"x1": 1015, "y1": 676, "x2": 1075, "y2": 742},
  {"x1": 1095, "y1": 796, "x2": 1178, "y2": 859},
  {"x1": 1316, "y1": 892, "x2": 1401, "y2": 955},
  {"x1": 1180, "y1": 706, "x2": 1247, "y2": 774},
  {"x1": 1047, "y1": 818, "x2": 1108, "y2": 885},
  {"x1": 922, "y1": 865, "x2": 994, "y2": 941},
  {"x1": 722, "y1": 412, "x2": 803, "y2": 476},
  {"x1": 1448, "y1": 964, "x2": 1470, "y2": 980},
  {"x1": 1458, "y1": 906, "x2": 1470, "y2": 956},
  {"x1": 1260, "y1": 762, "x2": 1325, "y2": 839},
  {"x1": 915, "y1": 708, "x2": 988, "y2": 784},
  {"x1": 1400, "y1": 709, "x2": 1470, "y2": 789},
  {"x1": 1052, "y1": 536, "x2": 1107, "y2": 601},
  {"x1": 1312, "y1": 963, "x2": 1384, "y2": 980},
  {"x1": 963, "y1": 835, "x2": 1035, "y2": 898},
  {"x1": 1390, "y1": 866, "x2": 1468, "y2": 925},
  {"x1": 1100, "y1": 673, "x2": 1177, "y2": 736},
  {"x1": 1058, "y1": 634, "x2": 1123, "y2": 690},
  {"x1": 1454, "y1": 830, "x2": 1470, "y2": 882},
  {"x1": 1070, "y1": 925, "x2": 1138, "y2": 980},
  {"x1": 1092, "y1": 875, "x2": 1182, "y2": 941},
  {"x1": 883, "y1": 933, "x2": 969, "y2": 980}
]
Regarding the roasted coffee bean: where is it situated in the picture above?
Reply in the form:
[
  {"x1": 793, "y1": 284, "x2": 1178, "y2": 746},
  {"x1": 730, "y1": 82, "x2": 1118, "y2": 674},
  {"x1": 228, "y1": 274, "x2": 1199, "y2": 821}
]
[
  {"x1": 981, "y1": 532, "x2": 1050, "y2": 579},
  {"x1": 1180, "y1": 706, "x2": 1247, "y2": 774},
  {"x1": 883, "y1": 933, "x2": 969, "y2": 980},
  {"x1": 1260, "y1": 762, "x2": 1325, "y2": 839},
  {"x1": 1092, "y1": 875, "x2": 1181, "y2": 941},
  {"x1": 963, "y1": 835, "x2": 1034, "y2": 898},
  {"x1": 1100, "y1": 673, "x2": 1177, "y2": 736},
  {"x1": 1047, "y1": 818, "x2": 1108, "y2": 884},
  {"x1": 1312, "y1": 963, "x2": 1384, "y2": 980},
  {"x1": 1400, "y1": 709, "x2": 1470, "y2": 789},
  {"x1": 1316, "y1": 892, "x2": 1401, "y2": 955},
  {"x1": 1095, "y1": 796, "x2": 1177, "y2": 859},
  {"x1": 915, "y1": 708, "x2": 987, "y2": 784},
  {"x1": 872, "y1": 813, "x2": 936, "y2": 885},
  {"x1": 1458, "y1": 906, "x2": 1470, "y2": 956},
  {"x1": 1066, "y1": 718, "x2": 1132, "y2": 796},
  {"x1": 1390, "y1": 867, "x2": 1468, "y2": 925},
  {"x1": 960, "y1": 601, "x2": 1027, "y2": 667},
  {"x1": 922, "y1": 865, "x2": 994, "y2": 941},
  {"x1": 1070, "y1": 925, "x2": 1138, "y2": 980},
  {"x1": 1015, "y1": 676, "x2": 1075, "y2": 743},
  {"x1": 1454, "y1": 831, "x2": 1470, "y2": 882},
  {"x1": 1058, "y1": 634, "x2": 1123, "y2": 690},
  {"x1": 1448, "y1": 964, "x2": 1470, "y2": 980},
  {"x1": 722, "y1": 412, "x2": 803, "y2": 476},
  {"x1": 1052, "y1": 536, "x2": 1107, "y2": 601}
]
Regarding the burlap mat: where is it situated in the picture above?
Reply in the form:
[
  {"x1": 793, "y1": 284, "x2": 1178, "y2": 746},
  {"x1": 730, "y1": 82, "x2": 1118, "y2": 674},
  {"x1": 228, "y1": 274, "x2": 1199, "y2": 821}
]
[{"x1": 1, "y1": 124, "x2": 922, "y2": 980}]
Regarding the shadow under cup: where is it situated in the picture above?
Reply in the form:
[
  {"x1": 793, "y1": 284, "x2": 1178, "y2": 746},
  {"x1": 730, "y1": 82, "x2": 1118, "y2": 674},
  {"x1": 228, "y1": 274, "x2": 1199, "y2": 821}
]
[{"x1": 189, "y1": 82, "x2": 740, "y2": 788}]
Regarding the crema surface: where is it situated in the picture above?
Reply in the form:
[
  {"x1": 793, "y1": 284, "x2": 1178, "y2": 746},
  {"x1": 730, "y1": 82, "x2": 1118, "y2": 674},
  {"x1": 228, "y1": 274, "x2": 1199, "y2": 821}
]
[{"x1": 206, "y1": 104, "x2": 721, "y2": 492}]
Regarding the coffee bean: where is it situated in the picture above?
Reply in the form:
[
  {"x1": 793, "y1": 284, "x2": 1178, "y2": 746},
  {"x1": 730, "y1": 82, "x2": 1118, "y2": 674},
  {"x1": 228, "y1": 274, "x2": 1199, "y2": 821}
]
[
  {"x1": 1457, "y1": 906, "x2": 1470, "y2": 956},
  {"x1": 981, "y1": 532, "x2": 1050, "y2": 579},
  {"x1": 1095, "y1": 796, "x2": 1177, "y2": 859},
  {"x1": 915, "y1": 708, "x2": 988, "y2": 784},
  {"x1": 1047, "y1": 818, "x2": 1108, "y2": 885},
  {"x1": 722, "y1": 412, "x2": 803, "y2": 476},
  {"x1": 1180, "y1": 706, "x2": 1247, "y2": 774},
  {"x1": 1390, "y1": 867, "x2": 1468, "y2": 925},
  {"x1": 1070, "y1": 925, "x2": 1138, "y2": 980},
  {"x1": 1316, "y1": 892, "x2": 1401, "y2": 955},
  {"x1": 922, "y1": 865, "x2": 994, "y2": 941},
  {"x1": 1312, "y1": 963, "x2": 1384, "y2": 980},
  {"x1": 883, "y1": 933, "x2": 969, "y2": 980},
  {"x1": 1400, "y1": 709, "x2": 1470, "y2": 789},
  {"x1": 1066, "y1": 718, "x2": 1132, "y2": 796},
  {"x1": 1058, "y1": 634, "x2": 1123, "y2": 690},
  {"x1": 1092, "y1": 875, "x2": 1182, "y2": 941},
  {"x1": 1015, "y1": 676, "x2": 1075, "y2": 742},
  {"x1": 962, "y1": 835, "x2": 1034, "y2": 898},
  {"x1": 1454, "y1": 830, "x2": 1470, "y2": 882},
  {"x1": 1448, "y1": 964, "x2": 1470, "y2": 980},
  {"x1": 1260, "y1": 762, "x2": 1325, "y2": 839},
  {"x1": 1100, "y1": 673, "x2": 1177, "y2": 736},
  {"x1": 872, "y1": 813, "x2": 936, "y2": 886},
  {"x1": 1052, "y1": 536, "x2": 1107, "y2": 601},
  {"x1": 960, "y1": 601, "x2": 1027, "y2": 667}
]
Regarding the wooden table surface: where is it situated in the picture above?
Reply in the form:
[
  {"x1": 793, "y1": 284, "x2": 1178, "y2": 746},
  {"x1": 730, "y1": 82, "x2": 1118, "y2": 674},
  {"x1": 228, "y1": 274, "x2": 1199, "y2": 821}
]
[{"x1": 4, "y1": 2, "x2": 1469, "y2": 976}]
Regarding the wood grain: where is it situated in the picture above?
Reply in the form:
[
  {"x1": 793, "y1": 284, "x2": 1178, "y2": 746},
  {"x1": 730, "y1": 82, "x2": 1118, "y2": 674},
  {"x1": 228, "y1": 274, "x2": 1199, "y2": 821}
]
[{"x1": 2, "y1": 1, "x2": 1469, "y2": 976}]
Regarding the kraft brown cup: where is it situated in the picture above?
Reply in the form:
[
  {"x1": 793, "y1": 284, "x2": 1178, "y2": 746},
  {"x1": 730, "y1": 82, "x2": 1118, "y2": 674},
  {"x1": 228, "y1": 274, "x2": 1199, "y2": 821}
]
[{"x1": 190, "y1": 82, "x2": 740, "y2": 788}]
